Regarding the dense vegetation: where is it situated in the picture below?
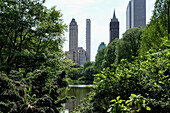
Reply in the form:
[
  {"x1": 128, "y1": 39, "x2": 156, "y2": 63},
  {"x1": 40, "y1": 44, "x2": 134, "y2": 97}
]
[
  {"x1": 0, "y1": 0, "x2": 169, "y2": 113},
  {"x1": 0, "y1": 0, "x2": 69, "y2": 112},
  {"x1": 73, "y1": 0, "x2": 170, "y2": 113},
  {"x1": 66, "y1": 60, "x2": 97, "y2": 84}
]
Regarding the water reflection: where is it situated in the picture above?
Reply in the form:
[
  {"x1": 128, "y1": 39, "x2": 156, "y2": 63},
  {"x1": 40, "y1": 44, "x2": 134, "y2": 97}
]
[{"x1": 60, "y1": 85, "x2": 92, "y2": 112}]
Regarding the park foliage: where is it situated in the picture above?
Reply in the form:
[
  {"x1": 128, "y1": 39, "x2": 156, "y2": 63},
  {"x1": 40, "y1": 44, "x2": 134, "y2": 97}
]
[
  {"x1": 0, "y1": 0, "x2": 170, "y2": 113},
  {"x1": 0, "y1": 0, "x2": 70, "y2": 112}
]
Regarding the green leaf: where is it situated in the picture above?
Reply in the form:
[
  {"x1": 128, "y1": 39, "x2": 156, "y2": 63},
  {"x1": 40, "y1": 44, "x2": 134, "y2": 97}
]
[
  {"x1": 125, "y1": 100, "x2": 131, "y2": 104},
  {"x1": 146, "y1": 106, "x2": 151, "y2": 111},
  {"x1": 110, "y1": 99, "x2": 116, "y2": 103},
  {"x1": 117, "y1": 96, "x2": 120, "y2": 100}
]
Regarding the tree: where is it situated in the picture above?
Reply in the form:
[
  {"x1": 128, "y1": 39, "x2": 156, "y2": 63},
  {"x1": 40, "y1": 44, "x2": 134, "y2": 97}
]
[
  {"x1": 0, "y1": 0, "x2": 66, "y2": 73},
  {"x1": 94, "y1": 47, "x2": 106, "y2": 72},
  {"x1": 0, "y1": 0, "x2": 69, "y2": 113},
  {"x1": 114, "y1": 39, "x2": 131, "y2": 64},
  {"x1": 75, "y1": 51, "x2": 170, "y2": 113},
  {"x1": 81, "y1": 61, "x2": 97, "y2": 82},
  {"x1": 140, "y1": 0, "x2": 169, "y2": 55},
  {"x1": 102, "y1": 39, "x2": 118, "y2": 68}
]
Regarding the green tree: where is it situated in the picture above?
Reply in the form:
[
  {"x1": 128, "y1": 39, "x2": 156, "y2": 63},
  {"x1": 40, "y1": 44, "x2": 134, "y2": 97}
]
[
  {"x1": 140, "y1": 0, "x2": 169, "y2": 54},
  {"x1": 115, "y1": 27, "x2": 144, "y2": 64},
  {"x1": 75, "y1": 51, "x2": 170, "y2": 113},
  {"x1": 94, "y1": 47, "x2": 106, "y2": 72},
  {"x1": 0, "y1": 0, "x2": 66, "y2": 73},
  {"x1": 0, "y1": 0, "x2": 69, "y2": 113},
  {"x1": 81, "y1": 61, "x2": 97, "y2": 82},
  {"x1": 102, "y1": 39, "x2": 119, "y2": 68},
  {"x1": 122, "y1": 27, "x2": 143, "y2": 57}
]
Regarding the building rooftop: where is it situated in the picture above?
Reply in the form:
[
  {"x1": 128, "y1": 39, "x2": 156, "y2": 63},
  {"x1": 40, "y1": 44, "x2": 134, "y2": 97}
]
[
  {"x1": 71, "y1": 18, "x2": 76, "y2": 23},
  {"x1": 111, "y1": 9, "x2": 118, "y2": 22}
]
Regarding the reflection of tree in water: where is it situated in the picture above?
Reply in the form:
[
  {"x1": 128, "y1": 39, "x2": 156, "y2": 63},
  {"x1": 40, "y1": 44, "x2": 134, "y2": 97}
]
[{"x1": 62, "y1": 86, "x2": 91, "y2": 112}]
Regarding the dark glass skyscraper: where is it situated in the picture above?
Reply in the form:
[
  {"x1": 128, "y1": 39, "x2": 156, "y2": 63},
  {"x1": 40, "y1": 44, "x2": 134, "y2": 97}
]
[{"x1": 110, "y1": 10, "x2": 119, "y2": 43}]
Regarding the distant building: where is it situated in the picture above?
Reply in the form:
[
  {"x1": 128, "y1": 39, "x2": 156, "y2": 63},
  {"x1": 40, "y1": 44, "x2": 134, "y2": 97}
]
[
  {"x1": 69, "y1": 18, "x2": 78, "y2": 63},
  {"x1": 86, "y1": 19, "x2": 91, "y2": 61},
  {"x1": 97, "y1": 42, "x2": 106, "y2": 52},
  {"x1": 126, "y1": 0, "x2": 146, "y2": 30},
  {"x1": 78, "y1": 47, "x2": 87, "y2": 65},
  {"x1": 126, "y1": 1, "x2": 131, "y2": 30},
  {"x1": 110, "y1": 10, "x2": 119, "y2": 43},
  {"x1": 67, "y1": 18, "x2": 88, "y2": 65}
]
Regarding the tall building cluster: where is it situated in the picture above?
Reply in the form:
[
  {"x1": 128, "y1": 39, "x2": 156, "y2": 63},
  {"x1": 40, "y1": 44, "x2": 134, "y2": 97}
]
[
  {"x1": 67, "y1": 18, "x2": 91, "y2": 65},
  {"x1": 67, "y1": 0, "x2": 146, "y2": 62}
]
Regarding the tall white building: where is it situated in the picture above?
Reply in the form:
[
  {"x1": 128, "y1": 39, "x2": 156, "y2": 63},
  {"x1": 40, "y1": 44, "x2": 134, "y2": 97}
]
[
  {"x1": 86, "y1": 19, "x2": 91, "y2": 61},
  {"x1": 126, "y1": 0, "x2": 146, "y2": 30},
  {"x1": 69, "y1": 18, "x2": 78, "y2": 63}
]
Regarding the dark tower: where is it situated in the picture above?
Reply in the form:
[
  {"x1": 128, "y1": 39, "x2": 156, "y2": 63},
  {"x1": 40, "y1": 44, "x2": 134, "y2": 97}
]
[{"x1": 110, "y1": 10, "x2": 119, "y2": 43}]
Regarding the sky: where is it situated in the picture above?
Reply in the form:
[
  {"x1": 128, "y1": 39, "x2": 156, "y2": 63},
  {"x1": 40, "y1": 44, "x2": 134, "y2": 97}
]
[{"x1": 44, "y1": 0, "x2": 156, "y2": 61}]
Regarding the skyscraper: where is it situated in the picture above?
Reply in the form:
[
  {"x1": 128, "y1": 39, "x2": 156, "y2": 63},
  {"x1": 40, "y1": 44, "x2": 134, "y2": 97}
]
[
  {"x1": 126, "y1": 1, "x2": 131, "y2": 30},
  {"x1": 110, "y1": 10, "x2": 119, "y2": 43},
  {"x1": 86, "y1": 19, "x2": 91, "y2": 61},
  {"x1": 69, "y1": 18, "x2": 78, "y2": 63},
  {"x1": 126, "y1": 0, "x2": 146, "y2": 30}
]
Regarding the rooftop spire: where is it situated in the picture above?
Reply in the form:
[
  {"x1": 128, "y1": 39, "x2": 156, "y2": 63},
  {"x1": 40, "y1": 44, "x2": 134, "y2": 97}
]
[{"x1": 113, "y1": 9, "x2": 116, "y2": 18}]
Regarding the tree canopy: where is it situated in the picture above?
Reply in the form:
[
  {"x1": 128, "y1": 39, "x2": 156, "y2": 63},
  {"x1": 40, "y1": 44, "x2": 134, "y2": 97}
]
[
  {"x1": 0, "y1": 0, "x2": 69, "y2": 112},
  {"x1": 0, "y1": 0, "x2": 66, "y2": 73},
  {"x1": 139, "y1": 0, "x2": 170, "y2": 54}
]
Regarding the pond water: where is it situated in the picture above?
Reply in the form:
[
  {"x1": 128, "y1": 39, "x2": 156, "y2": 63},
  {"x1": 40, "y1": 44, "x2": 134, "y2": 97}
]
[{"x1": 60, "y1": 85, "x2": 93, "y2": 113}]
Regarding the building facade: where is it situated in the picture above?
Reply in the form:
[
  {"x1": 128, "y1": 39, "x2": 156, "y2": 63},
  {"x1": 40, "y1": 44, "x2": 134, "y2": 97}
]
[
  {"x1": 126, "y1": 0, "x2": 146, "y2": 30},
  {"x1": 78, "y1": 47, "x2": 87, "y2": 65},
  {"x1": 126, "y1": 1, "x2": 131, "y2": 30},
  {"x1": 69, "y1": 18, "x2": 78, "y2": 63},
  {"x1": 97, "y1": 42, "x2": 106, "y2": 52},
  {"x1": 86, "y1": 19, "x2": 91, "y2": 61},
  {"x1": 110, "y1": 10, "x2": 119, "y2": 43}
]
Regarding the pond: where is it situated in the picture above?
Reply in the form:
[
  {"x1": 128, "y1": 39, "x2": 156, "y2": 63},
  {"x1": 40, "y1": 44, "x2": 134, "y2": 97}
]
[{"x1": 60, "y1": 85, "x2": 93, "y2": 113}]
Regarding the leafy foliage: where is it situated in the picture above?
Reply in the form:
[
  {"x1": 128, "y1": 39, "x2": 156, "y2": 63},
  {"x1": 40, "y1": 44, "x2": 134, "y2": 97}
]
[
  {"x1": 94, "y1": 27, "x2": 143, "y2": 72},
  {"x1": 75, "y1": 51, "x2": 170, "y2": 113},
  {"x1": 0, "y1": 0, "x2": 66, "y2": 73},
  {"x1": 0, "y1": 70, "x2": 69, "y2": 113},
  {"x1": 80, "y1": 61, "x2": 97, "y2": 82},
  {"x1": 108, "y1": 94, "x2": 151, "y2": 113},
  {"x1": 0, "y1": 0, "x2": 69, "y2": 113},
  {"x1": 139, "y1": 0, "x2": 169, "y2": 54}
]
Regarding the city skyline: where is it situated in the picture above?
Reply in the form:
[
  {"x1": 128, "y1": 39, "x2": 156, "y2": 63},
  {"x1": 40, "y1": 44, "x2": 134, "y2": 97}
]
[{"x1": 44, "y1": 0, "x2": 156, "y2": 61}]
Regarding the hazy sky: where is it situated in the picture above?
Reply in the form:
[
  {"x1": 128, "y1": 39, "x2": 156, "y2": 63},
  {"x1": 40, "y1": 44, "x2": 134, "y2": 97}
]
[{"x1": 44, "y1": 0, "x2": 156, "y2": 61}]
